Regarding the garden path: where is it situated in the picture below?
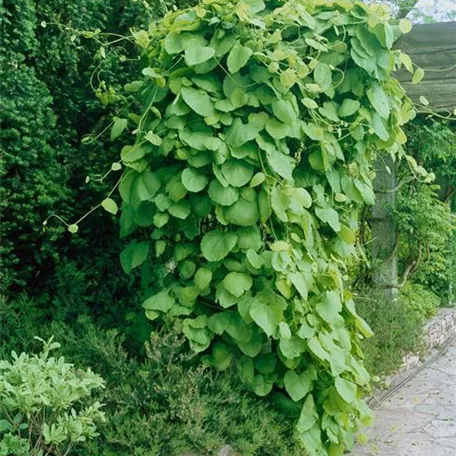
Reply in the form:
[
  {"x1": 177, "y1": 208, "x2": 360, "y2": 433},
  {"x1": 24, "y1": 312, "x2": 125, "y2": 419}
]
[{"x1": 353, "y1": 337, "x2": 456, "y2": 456}]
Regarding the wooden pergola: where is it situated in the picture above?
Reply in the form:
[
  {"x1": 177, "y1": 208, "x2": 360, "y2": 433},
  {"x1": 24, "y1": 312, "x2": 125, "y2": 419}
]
[
  {"x1": 395, "y1": 21, "x2": 456, "y2": 112},
  {"x1": 372, "y1": 21, "x2": 456, "y2": 297}
]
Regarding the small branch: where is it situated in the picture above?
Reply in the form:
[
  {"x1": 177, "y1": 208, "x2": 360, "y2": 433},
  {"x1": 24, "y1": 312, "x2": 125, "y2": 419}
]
[
  {"x1": 444, "y1": 185, "x2": 454, "y2": 204},
  {"x1": 375, "y1": 176, "x2": 415, "y2": 194},
  {"x1": 397, "y1": 244, "x2": 423, "y2": 288},
  {"x1": 359, "y1": 204, "x2": 368, "y2": 247},
  {"x1": 385, "y1": 237, "x2": 400, "y2": 264}
]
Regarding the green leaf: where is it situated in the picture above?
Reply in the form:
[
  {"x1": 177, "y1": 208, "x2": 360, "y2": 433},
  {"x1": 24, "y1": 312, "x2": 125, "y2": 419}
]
[
  {"x1": 335, "y1": 377, "x2": 357, "y2": 403},
  {"x1": 399, "y1": 18, "x2": 412, "y2": 34},
  {"x1": 252, "y1": 375, "x2": 273, "y2": 396},
  {"x1": 318, "y1": 101, "x2": 339, "y2": 122},
  {"x1": 181, "y1": 87, "x2": 215, "y2": 117},
  {"x1": 284, "y1": 370, "x2": 313, "y2": 401},
  {"x1": 164, "y1": 33, "x2": 183, "y2": 54},
  {"x1": 145, "y1": 131, "x2": 162, "y2": 147},
  {"x1": 120, "y1": 241, "x2": 150, "y2": 274},
  {"x1": 250, "y1": 172, "x2": 265, "y2": 187},
  {"x1": 289, "y1": 188, "x2": 312, "y2": 208},
  {"x1": 208, "y1": 179, "x2": 240, "y2": 206},
  {"x1": 280, "y1": 69, "x2": 297, "y2": 89},
  {"x1": 201, "y1": 230, "x2": 238, "y2": 262},
  {"x1": 221, "y1": 160, "x2": 254, "y2": 187},
  {"x1": 371, "y1": 113, "x2": 389, "y2": 141},
  {"x1": 168, "y1": 201, "x2": 191, "y2": 219},
  {"x1": 224, "y1": 188, "x2": 259, "y2": 226},
  {"x1": 111, "y1": 117, "x2": 127, "y2": 140},
  {"x1": 181, "y1": 167, "x2": 209, "y2": 193},
  {"x1": 315, "y1": 207, "x2": 341, "y2": 232},
  {"x1": 255, "y1": 353, "x2": 277, "y2": 375},
  {"x1": 354, "y1": 179, "x2": 375, "y2": 205},
  {"x1": 339, "y1": 225, "x2": 356, "y2": 244},
  {"x1": 419, "y1": 95, "x2": 429, "y2": 106},
  {"x1": 101, "y1": 198, "x2": 118, "y2": 215},
  {"x1": 367, "y1": 84, "x2": 390, "y2": 119},
  {"x1": 208, "y1": 312, "x2": 232, "y2": 335},
  {"x1": 258, "y1": 189, "x2": 272, "y2": 222},
  {"x1": 412, "y1": 68, "x2": 425, "y2": 84},
  {"x1": 185, "y1": 45, "x2": 215, "y2": 66},
  {"x1": 142, "y1": 289, "x2": 175, "y2": 313},
  {"x1": 289, "y1": 271, "x2": 308, "y2": 300},
  {"x1": 236, "y1": 329, "x2": 262, "y2": 357},
  {"x1": 227, "y1": 43, "x2": 253, "y2": 73},
  {"x1": 211, "y1": 342, "x2": 232, "y2": 371},
  {"x1": 120, "y1": 170, "x2": 161, "y2": 204},
  {"x1": 266, "y1": 118, "x2": 289, "y2": 139},
  {"x1": 308, "y1": 337, "x2": 328, "y2": 361},
  {"x1": 226, "y1": 118, "x2": 259, "y2": 147},
  {"x1": 302, "y1": 122, "x2": 324, "y2": 141},
  {"x1": 302, "y1": 97, "x2": 318, "y2": 109},
  {"x1": 296, "y1": 394, "x2": 318, "y2": 432},
  {"x1": 237, "y1": 356, "x2": 255, "y2": 383},
  {"x1": 223, "y1": 272, "x2": 252, "y2": 297},
  {"x1": 237, "y1": 226, "x2": 262, "y2": 251},
  {"x1": 271, "y1": 187, "x2": 290, "y2": 222},
  {"x1": 246, "y1": 249, "x2": 264, "y2": 269},
  {"x1": 314, "y1": 62, "x2": 332, "y2": 90},
  {"x1": 356, "y1": 315, "x2": 374, "y2": 338},
  {"x1": 153, "y1": 212, "x2": 168, "y2": 228},
  {"x1": 280, "y1": 335, "x2": 306, "y2": 359},
  {"x1": 250, "y1": 289, "x2": 286, "y2": 338},
  {"x1": 183, "y1": 316, "x2": 212, "y2": 353},
  {"x1": 267, "y1": 150, "x2": 295, "y2": 180},
  {"x1": 226, "y1": 312, "x2": 253, "y2": 342},
  {"x1": 338, "y1": 99, "x2": 360, "y2": 117},
  {"x1": 399, "y1": 52, "x2": 413, "y2": 73},
  {"x1": 271, "y1": 99, "x2": 296, "y2": 124},
  {"x1": 194, "y1": 267, "x2": 213, "y2": 289},
  {"x1": 316, "y1": 291, "x2": 342, "y2": 324}
]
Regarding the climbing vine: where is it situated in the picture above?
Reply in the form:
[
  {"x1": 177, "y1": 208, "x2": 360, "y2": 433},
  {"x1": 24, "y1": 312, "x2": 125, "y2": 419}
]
[{"x1": 103, "y1": 0, "x2": 418, "y2": 454}]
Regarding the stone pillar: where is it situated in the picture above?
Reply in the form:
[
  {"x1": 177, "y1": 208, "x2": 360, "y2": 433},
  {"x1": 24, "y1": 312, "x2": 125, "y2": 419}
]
[{"x1": 371, "y1": 154, "x2": 398, "y2": 300}]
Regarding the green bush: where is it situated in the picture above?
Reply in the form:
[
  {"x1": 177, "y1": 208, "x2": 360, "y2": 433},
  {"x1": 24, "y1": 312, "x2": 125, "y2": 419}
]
[
  {"x1": 355, "y1": 288, "x2": 424, "y2": 378},
  {"x1": 400, "y1": 282, "x2": 440, "y2": 321},
  {"x1": 0, "y1": 52, "x2": 69, "y2": 290},
  {"x1": 0, "y1": 296, "x2": 304, "y2": 455},
  {"x1": 392, "y1": 119, "x2": 456, "y2": 303},
  {"x1": 0, "y1": 337, "x2": 105, "y2": 456}
]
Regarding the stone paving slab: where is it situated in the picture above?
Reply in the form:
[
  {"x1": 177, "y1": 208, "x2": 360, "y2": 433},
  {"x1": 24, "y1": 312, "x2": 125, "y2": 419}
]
[{"x1": 352, "y1": 337, "x2": 456, "y2": 456}]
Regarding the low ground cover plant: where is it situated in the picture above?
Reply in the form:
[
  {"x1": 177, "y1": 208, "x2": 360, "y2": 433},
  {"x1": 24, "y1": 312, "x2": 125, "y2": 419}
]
[{"x1": 0, "y1": 338, "x2": 105, "y2": 456}]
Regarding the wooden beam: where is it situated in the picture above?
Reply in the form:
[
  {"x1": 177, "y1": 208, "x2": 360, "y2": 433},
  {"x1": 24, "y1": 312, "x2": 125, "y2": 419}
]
[{"x1": 394, "y1": 22, "x2": 456, "y2": 112}]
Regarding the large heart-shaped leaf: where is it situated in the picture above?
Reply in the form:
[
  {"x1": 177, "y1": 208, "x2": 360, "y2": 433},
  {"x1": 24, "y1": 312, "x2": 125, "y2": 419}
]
[{"x1": 201, "y1": 230, "x2": 238, "y2": 262}]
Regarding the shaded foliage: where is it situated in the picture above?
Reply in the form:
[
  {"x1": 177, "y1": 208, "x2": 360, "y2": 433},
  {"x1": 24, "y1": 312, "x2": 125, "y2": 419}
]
[{"x1": 0, "y1": 295, "x2": 303, "y2": 456}]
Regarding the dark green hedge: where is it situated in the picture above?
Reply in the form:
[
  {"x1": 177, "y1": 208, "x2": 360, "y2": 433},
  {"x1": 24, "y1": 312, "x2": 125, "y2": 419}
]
[{"x1": 0, "y1": 1, "x2": 201, "y2": 304}]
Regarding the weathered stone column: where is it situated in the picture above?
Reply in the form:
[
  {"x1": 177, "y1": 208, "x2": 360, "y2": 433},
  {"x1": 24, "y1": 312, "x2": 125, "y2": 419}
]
[{"x1": 371, "y1": 154, "x2": 398, "y2": 300}]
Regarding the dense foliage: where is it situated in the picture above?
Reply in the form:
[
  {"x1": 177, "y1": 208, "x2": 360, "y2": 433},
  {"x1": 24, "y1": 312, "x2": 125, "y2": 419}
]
[
  {"x1": 0, "y1": 299, "x2": 303, "y2": 455},
  {"x1": 393, "y1": 119, "x2": 455, "y2": 303},
  {"x1": 1, "y1": 0, "x2": 454, "y2": 454},
  {"x1": 354, "y1": 287, "x2": 424, "y2": 378},
  {"x1": 0, "y1": 338, "x2": 105, "y2": 456},
  {"x1": 0, "y1": 0, "x2": 174, "y2": 297},
  {"x1": 99, "y1": 0, "x2": 423, "y2": 453}
]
